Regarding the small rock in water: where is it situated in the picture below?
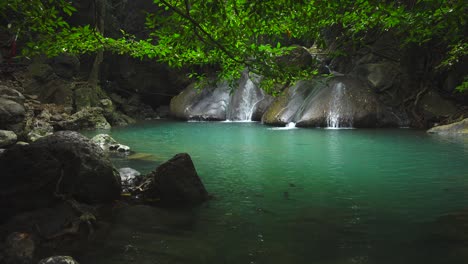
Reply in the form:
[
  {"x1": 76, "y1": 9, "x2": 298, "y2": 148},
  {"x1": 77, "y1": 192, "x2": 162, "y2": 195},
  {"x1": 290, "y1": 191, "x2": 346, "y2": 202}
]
[
  {"x1": 91, "y1": 134, "x2": 130, "y2": 153},
  {"x1": 38, "y1": 256, "x2": 80, "y2": 264},
  {"x1": 283, "y1": 191, "x2": 290, "y2": 199},
  {"x1": 289, "y1": 183, "x2": 296, "y2": 187},
  {"x1": 118, "y1": 167, "x2": 142, "y2": 187}
]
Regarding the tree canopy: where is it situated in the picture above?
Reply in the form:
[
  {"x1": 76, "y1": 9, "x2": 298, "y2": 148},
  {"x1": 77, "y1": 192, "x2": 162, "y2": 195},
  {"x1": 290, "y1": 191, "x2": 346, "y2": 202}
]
[{"x1": 1, "y1": 0, "x2": 466, "y2": 91}]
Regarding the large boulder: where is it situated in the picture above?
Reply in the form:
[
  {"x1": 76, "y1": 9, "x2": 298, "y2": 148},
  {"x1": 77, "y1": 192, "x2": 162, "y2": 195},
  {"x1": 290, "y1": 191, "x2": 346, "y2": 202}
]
[
  {"x1": 0, "y1": 98, "x2": 25, "y2": 133},
  {"x1": 145, "y1": 153, "x2": 208, "y2": 206},
  {"x1": 0, "y1": 131, "x2": 121, "y2": 218},
  {"x1": 427, "y1": 118, "x2": 468, "y2": 135},
  {"x1": 0, "y1": 130, "x2": 17, "y2": 147}
]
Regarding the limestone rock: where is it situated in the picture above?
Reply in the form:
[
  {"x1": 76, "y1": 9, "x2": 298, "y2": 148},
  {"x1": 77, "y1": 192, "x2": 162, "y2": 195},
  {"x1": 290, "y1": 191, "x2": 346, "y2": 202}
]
[
  {"x1": 145, "y1": 153, "x2": 208, "y2": 206},
  {"x1": 38, "y1": 256, "x2": 80, "y2": 264},
  {"x1": 0, "y1": 131, "x2": 121, "y2": 218},
  {"x1": 91, "y1": 134, "x2": 130, "y2": 153},
  {"x1": 0, "y1": 130, "x2": 17, "y2": 147},
  {"x1": 427, "y1": 118, "x2": 468, "y2": 135},
  {"x1": 419, "y1": 89, "x2": 458, "y2": 121}
]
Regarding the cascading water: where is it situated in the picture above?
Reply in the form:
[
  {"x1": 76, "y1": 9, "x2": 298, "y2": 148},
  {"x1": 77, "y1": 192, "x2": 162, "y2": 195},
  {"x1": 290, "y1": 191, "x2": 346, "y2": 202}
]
[
  {"x1": 226, "y1": 73, "x2": 264, "y2": 121},
  {"x1": 326, "y1": 82, "x2": 353, "y2": 128}
]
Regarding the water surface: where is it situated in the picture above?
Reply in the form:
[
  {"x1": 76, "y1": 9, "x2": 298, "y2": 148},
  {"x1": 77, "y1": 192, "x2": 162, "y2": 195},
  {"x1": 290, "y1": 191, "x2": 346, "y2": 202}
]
[{"x1": 81, "y1": 120, "x2": 468, "y2": 264}]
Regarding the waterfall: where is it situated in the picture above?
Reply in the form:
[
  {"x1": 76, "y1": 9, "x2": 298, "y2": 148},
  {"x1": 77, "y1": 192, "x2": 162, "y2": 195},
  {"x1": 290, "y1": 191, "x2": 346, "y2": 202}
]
[
  {"x1": 226, "y1": 73, "x2": 264, "y2": 121},
  {"x1": 326, "y1": 82, "x2": 353, "y2": 128}
]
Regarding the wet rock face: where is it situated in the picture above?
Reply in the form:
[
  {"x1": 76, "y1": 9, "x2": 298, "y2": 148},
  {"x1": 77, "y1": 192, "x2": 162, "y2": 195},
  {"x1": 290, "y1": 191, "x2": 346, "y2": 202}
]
[
  {"x1": 145, "y1": 153, "x2": 209, "y2": 206},
  {"x1": 170, "y1": 83, "x2": 230, "y2": 121},
  {"x1": 262, "y1": 77, "x2": 401, "y2": 128},
  {"x1": 170, "y1": 71, "x2": 273, "y2": 121},
  {"x1": 0, "y1": 131, "x2": 121, "y2": 218}
]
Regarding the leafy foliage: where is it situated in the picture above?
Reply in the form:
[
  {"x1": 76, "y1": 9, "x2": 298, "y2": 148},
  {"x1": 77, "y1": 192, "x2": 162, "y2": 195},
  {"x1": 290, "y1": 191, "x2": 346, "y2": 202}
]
[{"x1": 1, "y1": 0, "x2": 466, "y2": 91}]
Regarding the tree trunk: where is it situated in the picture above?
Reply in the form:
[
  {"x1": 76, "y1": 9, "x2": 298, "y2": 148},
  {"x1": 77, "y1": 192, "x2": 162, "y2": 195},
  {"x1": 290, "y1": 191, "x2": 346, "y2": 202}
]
[{"x1": 88, "y1": 0, "x2": 106, "y2": 86}]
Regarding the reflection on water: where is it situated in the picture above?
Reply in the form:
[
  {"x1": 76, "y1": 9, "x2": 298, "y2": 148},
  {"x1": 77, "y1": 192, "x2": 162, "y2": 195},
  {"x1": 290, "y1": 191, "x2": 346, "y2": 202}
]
[{"x1": 81, "y1": 121, "x2": 468, "y2": 264}]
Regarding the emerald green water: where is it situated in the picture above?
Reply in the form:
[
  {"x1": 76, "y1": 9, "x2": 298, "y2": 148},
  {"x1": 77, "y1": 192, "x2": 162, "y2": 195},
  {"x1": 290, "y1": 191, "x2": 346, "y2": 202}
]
[{"x1": 81, "y1": 120, "x2": 468, "y2": 264}]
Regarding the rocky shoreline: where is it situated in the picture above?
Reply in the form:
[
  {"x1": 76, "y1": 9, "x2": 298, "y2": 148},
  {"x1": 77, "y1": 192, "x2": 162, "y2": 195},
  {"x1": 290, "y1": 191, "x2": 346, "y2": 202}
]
[{"x1": 0, "y1": 130, "x2": 209, "y2": 264}]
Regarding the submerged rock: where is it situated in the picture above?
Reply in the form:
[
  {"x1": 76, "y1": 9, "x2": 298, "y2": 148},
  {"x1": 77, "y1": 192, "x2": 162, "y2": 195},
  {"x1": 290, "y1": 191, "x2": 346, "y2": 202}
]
[
  {"x1": 0, "y1": 131, "x2": 121, "y2": 218},
  {"x1": 427, "y1": 118, "x2": 468, "y2": 135},
  {"x1": 91, "y1": 134, "x2": 130, "y2": 153},
  {"x1": 144, "y1": 153, "x2": 209, "y2": 206},
  {"x1": 0, "y1": 130, "x2": 17, "y2": 147},
  {"x1": 38, "y1": 256, "x2": 80, "y2": 264}
]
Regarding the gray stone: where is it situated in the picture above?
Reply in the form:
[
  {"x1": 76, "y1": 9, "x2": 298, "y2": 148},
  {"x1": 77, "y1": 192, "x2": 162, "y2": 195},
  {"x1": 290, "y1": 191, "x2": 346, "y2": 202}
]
[
  {"x1": 427, "y1": 118, "x2": 468, "y2": 135},
  {"x1": 0, "y1": 130, "x2": 17, "y2": 147},
  {"x1": 0, "y1": 98, "x2": 25, "y2": 132},
  {"x1": 38, "y1": 256, "x2": 80, "y2": 264},
  {"x1": 0, "y1": 131, "x2": 121, "y2": 218}
]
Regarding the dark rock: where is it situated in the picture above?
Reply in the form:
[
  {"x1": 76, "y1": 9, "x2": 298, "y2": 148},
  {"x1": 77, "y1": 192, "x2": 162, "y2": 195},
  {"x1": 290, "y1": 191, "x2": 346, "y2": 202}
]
[
  {"x1": 48, "y1": 54, "x2": 80, "y2": 79},
  {"x1": 0, "y1": 98, "x2": 26, "y2": 132},
  {"x1": 0, "y1": 131, "x2": 121, "y2": 218},
  {"x1": 2, "y1": 232, "x2": 35, "y2": 264},
  {"x1": 0, "y1": 130, "x2": 17, "y2": 147},
  {"x1": 145, "y1": 153, "x2": 208, "y2": 206},
  {"x1": 38, "y1": 256, "x2": 80, "y2": 264},
  {"x1": 27, "y1": 63, "x2": 56, "y2": 83}
]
